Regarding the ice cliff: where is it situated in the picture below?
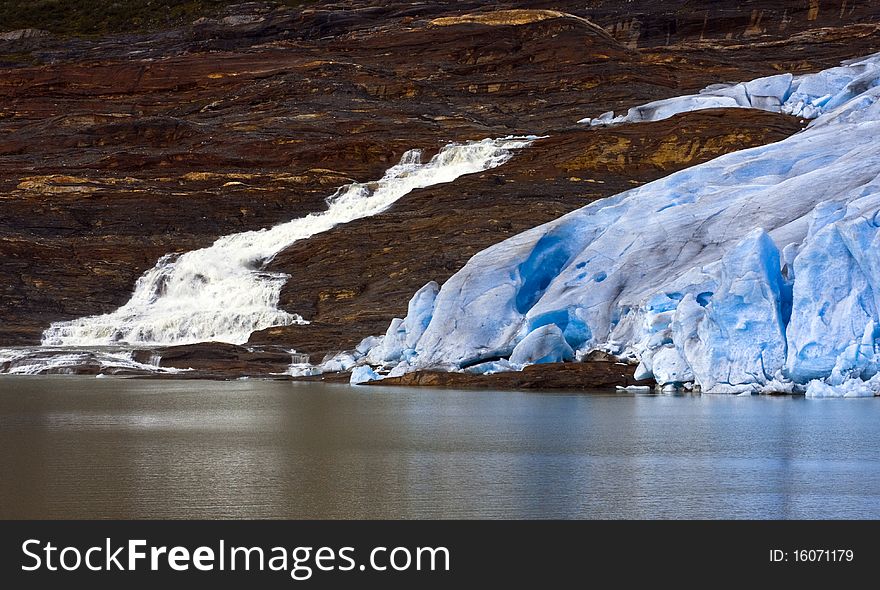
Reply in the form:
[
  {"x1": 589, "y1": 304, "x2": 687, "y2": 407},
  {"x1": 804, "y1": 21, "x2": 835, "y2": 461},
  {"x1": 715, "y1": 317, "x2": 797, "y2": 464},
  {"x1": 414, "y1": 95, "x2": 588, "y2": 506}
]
[{"x1": 359, "y1": 53, "x2": 880, "y2": 396}]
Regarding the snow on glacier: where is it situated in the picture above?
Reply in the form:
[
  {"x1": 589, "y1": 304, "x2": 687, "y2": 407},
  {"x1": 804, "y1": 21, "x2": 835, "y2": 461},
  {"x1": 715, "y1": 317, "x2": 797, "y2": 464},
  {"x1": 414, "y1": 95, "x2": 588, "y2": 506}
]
[
  {"x1": 40, "y1": 137, "x2": 533, "y2": 347},
  {"x1": 578, "y1": 52, "x2": 880, "y2": 125},
  {"x1": 359, "y1": 53, "x2": 880, "y2": 395}
]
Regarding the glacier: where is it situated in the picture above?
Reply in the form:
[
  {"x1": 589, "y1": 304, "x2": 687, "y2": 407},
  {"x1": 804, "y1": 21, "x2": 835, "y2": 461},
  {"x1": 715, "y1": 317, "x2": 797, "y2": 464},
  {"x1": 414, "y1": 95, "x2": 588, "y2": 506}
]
[
  {"x1": 40, "y1": 137, "x2": 533, "y2": 347},
  {"x1": 357, "y1": 53, "x2": 880, "y2": 396},
  {"x1": 350, "y1": 365, "x2": 381, "y2": 385},
  {"x1": 578, "y1": 52, "x2": 880, "y2": 125}
]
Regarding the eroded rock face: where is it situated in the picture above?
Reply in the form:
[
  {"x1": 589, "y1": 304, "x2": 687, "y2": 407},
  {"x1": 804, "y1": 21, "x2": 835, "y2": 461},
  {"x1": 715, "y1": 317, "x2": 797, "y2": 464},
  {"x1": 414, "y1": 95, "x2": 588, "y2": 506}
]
[
  {"x1": 0, "y1": 1, "x2": 877, "y2": 372},
  {"x1": 583, "y1": 0, "x2": 880, "y2": 48}
]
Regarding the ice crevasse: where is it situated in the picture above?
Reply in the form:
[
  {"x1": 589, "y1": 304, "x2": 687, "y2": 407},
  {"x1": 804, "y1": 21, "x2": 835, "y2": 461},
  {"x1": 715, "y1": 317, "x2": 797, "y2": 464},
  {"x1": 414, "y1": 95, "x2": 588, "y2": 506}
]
[{"x1": 357, "y1": 52, "x2": 880, "y2": 397}]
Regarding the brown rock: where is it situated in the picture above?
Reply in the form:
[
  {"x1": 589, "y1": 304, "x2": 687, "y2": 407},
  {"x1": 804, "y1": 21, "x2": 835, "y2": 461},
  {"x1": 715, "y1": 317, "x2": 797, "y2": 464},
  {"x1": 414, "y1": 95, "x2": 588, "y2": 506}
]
[{"x1": 372, "y1": 360, "x2": 652, "y2": 391}]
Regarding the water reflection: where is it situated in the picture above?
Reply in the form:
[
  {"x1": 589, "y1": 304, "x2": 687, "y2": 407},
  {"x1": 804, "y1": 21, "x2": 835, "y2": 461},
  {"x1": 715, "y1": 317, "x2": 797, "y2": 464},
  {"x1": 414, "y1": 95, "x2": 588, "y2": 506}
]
[{"x1": 1, "y1": 377, "x2": 878, "y2": 519}]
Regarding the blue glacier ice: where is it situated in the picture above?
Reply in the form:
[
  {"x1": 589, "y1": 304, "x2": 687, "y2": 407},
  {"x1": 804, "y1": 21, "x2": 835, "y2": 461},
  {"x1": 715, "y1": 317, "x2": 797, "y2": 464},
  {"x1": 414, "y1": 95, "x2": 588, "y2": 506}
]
[
  {"x1": 806, "y1": 374, "x2": 880, "y2": 398},
  {"x1": 359, "y1": 53, "x2": 880, "y2": 396},
  {"x1": 670, "y1": 229, "x2": 787, "y2": 393},
  {"x1": 465, "y1": 359, "x2": 520, "y2": 375},
  {"x1": 358, "y1": 282, "x2": 440, "y2": 367},
  {"x1": 508, "y1": 324, "x2": 574, "y2": 366},
  {"x1": 350, "y1": 365, "x2": 381, "y2": 385},
  {"x1": 785, "y1": 198, "x2": 880, "y2": 392},
  {"x1": 321, "y1": 351, "x2": 359, "y2": 373},
  {"x1": 403, "y1": 281, "x2": 439, "y2": 350},
  {"x1": 579, "y1": 52, "x2": 880, "y2": 125}
]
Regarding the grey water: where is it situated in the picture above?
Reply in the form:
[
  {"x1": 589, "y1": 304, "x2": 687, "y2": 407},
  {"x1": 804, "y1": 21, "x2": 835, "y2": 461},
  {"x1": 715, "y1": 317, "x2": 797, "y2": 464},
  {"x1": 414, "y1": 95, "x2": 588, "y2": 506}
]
[{"x1": 1, "y1": 376, "x2": 878, "y2": 519}]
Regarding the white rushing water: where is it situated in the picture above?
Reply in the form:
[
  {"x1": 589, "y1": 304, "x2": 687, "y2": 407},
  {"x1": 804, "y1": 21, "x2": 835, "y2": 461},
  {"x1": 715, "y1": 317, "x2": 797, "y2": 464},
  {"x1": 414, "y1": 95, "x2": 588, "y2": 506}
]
[
  {"x1": 0, "y1": 347, "x2": 187, "y2": 375},
  {"x1": 41, "y1": 137, "x2": 533, "y2": 347}
]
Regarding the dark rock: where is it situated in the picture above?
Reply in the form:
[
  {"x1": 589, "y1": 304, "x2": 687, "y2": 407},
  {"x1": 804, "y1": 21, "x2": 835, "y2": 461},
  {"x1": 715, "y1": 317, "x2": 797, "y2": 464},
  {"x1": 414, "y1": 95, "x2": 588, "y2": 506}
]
[
  {"x1": 151, "y1": 342, "x2": 296, "y2": 376},
  {"x1": 0, "y1": 28, "x2": 50, "y2": 42},
  {"x1": 372, "y1": 360, "x2": 653, "y2": 390}
]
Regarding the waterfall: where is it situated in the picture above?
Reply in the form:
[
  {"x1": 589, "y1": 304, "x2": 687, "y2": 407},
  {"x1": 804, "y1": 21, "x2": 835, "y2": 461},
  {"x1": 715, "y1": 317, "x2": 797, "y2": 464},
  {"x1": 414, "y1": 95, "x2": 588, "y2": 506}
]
[{"x1": 41, "y1": 137, "x2": 533, "y2": 346}]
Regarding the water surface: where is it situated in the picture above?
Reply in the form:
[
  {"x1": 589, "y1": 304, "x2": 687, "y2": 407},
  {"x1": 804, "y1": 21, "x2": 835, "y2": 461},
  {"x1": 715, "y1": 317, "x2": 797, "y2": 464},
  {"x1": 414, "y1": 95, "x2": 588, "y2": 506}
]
[{"x1": 1, "y1": 377, "x2": 878, "y2": 519}]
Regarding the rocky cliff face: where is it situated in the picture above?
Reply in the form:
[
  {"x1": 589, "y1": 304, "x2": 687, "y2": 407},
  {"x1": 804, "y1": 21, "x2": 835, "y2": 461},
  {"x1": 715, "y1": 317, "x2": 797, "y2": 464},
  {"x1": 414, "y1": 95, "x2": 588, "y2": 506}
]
[{"x1": 1, "y1": 1, "x2": 878, "y2": 377}]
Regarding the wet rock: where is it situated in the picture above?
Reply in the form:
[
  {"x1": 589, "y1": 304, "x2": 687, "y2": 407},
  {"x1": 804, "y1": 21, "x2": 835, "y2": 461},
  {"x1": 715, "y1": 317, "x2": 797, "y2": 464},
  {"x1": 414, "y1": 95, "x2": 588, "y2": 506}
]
[
  {"x1": 149, "y1": 342, "x2": 296, "y2": 376},
  {"x1": 372, "y1": 360, "x2": 652, "y2": 390}
]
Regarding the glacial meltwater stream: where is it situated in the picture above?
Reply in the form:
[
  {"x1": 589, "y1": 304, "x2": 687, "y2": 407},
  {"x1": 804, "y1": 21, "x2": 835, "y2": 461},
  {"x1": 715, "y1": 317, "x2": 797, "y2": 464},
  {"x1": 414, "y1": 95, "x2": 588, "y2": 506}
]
[
  {"x1": 40, "y1": 137, "x2": 532, "y2": 348},
  {"x1": 2, "y1": 378, "x2": 879, "y2": 519}
]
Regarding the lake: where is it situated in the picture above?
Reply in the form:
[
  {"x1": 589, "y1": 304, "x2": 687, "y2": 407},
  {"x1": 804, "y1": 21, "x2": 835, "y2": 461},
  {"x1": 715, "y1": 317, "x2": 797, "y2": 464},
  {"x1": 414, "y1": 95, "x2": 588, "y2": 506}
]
[{"x1": 1, "y1": 377, "x2": 878, "y2": 519}]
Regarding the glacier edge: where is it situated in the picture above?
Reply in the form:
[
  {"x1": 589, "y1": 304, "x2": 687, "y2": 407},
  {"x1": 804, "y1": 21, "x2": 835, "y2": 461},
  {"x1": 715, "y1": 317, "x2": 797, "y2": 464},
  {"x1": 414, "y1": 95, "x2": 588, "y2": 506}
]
[{"x1": 351, "y1": 52, "x2": 880, "y2": 396}]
